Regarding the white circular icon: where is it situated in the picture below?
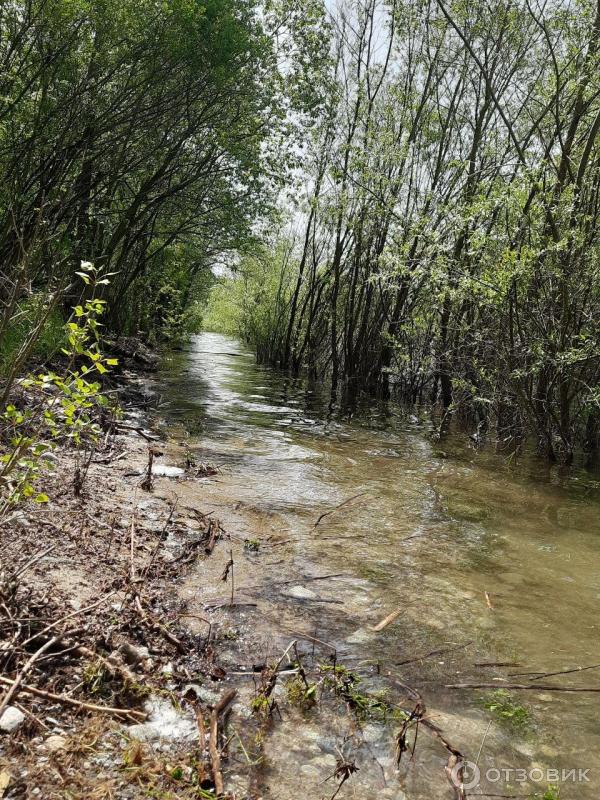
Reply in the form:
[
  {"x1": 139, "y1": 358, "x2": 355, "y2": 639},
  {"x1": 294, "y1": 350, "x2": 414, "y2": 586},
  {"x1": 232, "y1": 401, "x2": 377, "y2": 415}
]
[{"x1": 450, "y1": 760, "x2": 481, "y2": 791}]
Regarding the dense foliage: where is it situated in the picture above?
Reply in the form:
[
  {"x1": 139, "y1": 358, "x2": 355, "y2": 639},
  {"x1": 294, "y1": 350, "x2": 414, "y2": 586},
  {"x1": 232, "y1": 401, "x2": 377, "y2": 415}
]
[
  {"x1": 2, "y1": 0, "x2": 600, "y2": 464},
  {"x1": 0, "y1": 0, "x2": 292, "y2": 354},
  {"x1": 206, "y1": 0, "x2": 600, "y2": 464}
]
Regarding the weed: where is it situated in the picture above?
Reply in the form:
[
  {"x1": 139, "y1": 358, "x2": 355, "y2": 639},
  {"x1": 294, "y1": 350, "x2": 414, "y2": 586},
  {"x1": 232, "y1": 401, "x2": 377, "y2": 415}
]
[
  {"x1": 319, "y1": 663, "x2": 395, "y2": 721},
  {"x1": 285, "y1": 676, "x2": 318, "y2": 710},
  {"x1": 250, "y1": 693, "x2": 271, "y2": 716},
  {"x1": 531, "y1": 786, "x2": 560, "y2": 800},
  {"x1": 481, "y1": 689, "x2": 530, "y2": 729}
]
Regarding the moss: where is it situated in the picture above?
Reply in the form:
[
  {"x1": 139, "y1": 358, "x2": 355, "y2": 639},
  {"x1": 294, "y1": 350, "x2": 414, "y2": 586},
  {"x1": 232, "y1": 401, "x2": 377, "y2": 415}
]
[{"x1": 446, "y1": 498, "x2": 491, "y2": 522}]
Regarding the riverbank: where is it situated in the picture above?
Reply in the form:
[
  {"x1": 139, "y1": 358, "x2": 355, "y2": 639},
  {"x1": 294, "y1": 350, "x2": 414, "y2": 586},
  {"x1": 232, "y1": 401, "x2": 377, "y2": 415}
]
[
  {"x1": 0, "y1": 365, "x2": 404, "y2": 799},
  {"x1": 0, "y1": 360, "x2": 474, "y2": 800},
  {"x1": 2, "y1": 336, "x2": 598, "y2": 800},
  {"x1": 0, "y1": 368, "x2": 225, "y2": 798}
]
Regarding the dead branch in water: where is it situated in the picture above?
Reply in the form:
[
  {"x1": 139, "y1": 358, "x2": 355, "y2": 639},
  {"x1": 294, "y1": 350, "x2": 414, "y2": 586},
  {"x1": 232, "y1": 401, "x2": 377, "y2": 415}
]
[
  {"x1": 312, "y1": 493, "x2": 367, "y2": 528},
  {"x1": 385, "y1": 673, "x2": 469, "y2": 799},
  {"x1": 209, "y1": 688, "x2": 237, "y2": 796},
  {"x1": 205, "y1": 517, "x2": 224, "y2": 554},
  {"x1": 510, "y1": 662, "x2": 600, "y2": 681},
  {"x1": 370, "y1": 608, "x2": 402, "y2": 631},
  {"x1": 447, "y1": 682, "x2": 600, "y2": 693},
  {"x1": 395, "y1": 641, "x2": 473, "y2": 666}
]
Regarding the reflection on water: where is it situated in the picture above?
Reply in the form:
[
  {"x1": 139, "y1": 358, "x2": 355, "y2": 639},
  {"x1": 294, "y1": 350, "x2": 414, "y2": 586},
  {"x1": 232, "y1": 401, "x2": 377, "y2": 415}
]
[{"x1": 158, "y1": 332, "x2": 600, "y2": 799}]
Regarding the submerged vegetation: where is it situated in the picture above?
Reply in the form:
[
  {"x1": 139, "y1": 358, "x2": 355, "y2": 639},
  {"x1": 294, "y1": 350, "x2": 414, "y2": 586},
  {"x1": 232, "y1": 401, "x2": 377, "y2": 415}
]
[{"x1": 481, "y1": 689, "x2": 531, "y2": 731}]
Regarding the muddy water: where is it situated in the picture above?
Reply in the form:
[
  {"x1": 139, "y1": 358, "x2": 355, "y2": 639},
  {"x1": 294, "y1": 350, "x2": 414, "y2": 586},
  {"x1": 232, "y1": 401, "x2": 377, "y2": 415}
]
[{"x1": 158, "y1": 332, "x2": 600, "y2": 800}]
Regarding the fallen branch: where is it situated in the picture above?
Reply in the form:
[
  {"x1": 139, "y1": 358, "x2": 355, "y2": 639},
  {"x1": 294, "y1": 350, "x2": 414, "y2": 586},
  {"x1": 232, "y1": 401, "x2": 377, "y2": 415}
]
[
  {"x1": 0, "y1": 635, "x2": 61, "y2": 716},
  {"x1": 237, "y1": 573, "x2": 347, "y2": 593},
  {"x1": 133, "y1": 594, "x2": 186, "y2": 653},
  {"x1": 204, "y1": 600, "x2": 257, "y2": 610},
  {"x1": 209, "y1": 688, "x2": 237, "y2": 796},
  {"x1": 313, "y1": 493, "x2": 367, "y2": 529},
  {"x1": 13, "y1": 545, "x2": 57, "y2": 580},
  {"x1": 446, "y1": 682, "x2": 600, "y2": 693},
  {"x1": 22, "y1": 591, "x2": 117, "y2": 648},
  {"x1": 116, "y1": 424, "x2": 161, "y2": 442},
  {"x1": 0, "y1": 675, "x2": 146, "y2": 720}
]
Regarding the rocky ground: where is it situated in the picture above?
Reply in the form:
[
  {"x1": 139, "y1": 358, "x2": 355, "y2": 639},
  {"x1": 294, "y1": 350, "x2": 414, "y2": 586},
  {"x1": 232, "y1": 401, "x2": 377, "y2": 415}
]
[{"x1": 0, "y1": 362, "x2": 243, "y2": 799}]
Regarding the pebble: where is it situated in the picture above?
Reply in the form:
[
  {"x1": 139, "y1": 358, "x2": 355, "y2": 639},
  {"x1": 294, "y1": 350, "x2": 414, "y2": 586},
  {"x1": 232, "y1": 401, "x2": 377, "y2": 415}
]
[
  {"x1": 284, "y1": 585, "x2": 317, "y2": 600},
  {"x1": 0, "y1": 707, "x2": 26, "y2": 733},
  {"x1": 361, "y1": 723, "x2": 384, "y2": 744},
  {"x1": 128, "y1": 696, "x2": 198, "y2": 744},
  {"x1": 346, "y1": 628, "x2": 373, "y2": 644},
  {"x1": 44, "y1": 735, "x2": 68, "y2": 752},
  {"x1": 300, "y1": 764, "x2": 320, "y2": 778}
]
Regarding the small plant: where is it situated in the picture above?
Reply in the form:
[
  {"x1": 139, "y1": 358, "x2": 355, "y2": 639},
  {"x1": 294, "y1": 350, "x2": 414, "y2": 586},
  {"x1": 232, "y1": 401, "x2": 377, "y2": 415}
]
[
  {"x1": 319, "y1": 663, "x2": 393, "y2": 721},
  {"x1": 251, "y1": 692, "x2": 272, "y2": 716},
  {"x1": 0, "y1": 262, "x2": 118, "y2": 516},
  {"x1": 481, "y1": 689, "x2": 530, "y2": 729},
  {"x1": 531, "y1": 786, "x2": 560, "y2": 800},
  {"x1": 82, "y1": 660, "x2": 111, "y2": 697},
  {"x1": 243, "y1": 538, "x2": 260, "y2": 552},
  {"x1": 285, "y1": 675, "x2": 318, "y2": 709}
]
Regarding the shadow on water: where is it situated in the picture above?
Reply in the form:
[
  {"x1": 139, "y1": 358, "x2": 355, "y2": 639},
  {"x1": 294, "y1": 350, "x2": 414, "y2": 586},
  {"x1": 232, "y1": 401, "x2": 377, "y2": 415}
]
[{"x1": 156, "y1": 332, "x2": 600, "y2": 800}]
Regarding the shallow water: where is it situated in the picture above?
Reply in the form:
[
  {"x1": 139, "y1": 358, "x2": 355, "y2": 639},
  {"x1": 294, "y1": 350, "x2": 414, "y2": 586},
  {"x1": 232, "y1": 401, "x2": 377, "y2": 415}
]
[{"x1": 158, "y1": 332, "x2": 600, "y2": 799}]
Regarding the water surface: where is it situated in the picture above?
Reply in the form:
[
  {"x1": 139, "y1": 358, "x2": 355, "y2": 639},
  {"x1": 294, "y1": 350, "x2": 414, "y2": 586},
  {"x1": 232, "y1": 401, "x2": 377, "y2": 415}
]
[{"x1": 158, "y1": 332, "x2": 600, "y2": 799}]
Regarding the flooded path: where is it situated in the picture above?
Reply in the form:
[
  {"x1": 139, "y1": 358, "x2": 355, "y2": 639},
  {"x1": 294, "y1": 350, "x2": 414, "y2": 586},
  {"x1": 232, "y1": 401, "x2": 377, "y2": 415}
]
[{"x1": 157, "y1": 332, "x2": 600, "y2": 799}]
